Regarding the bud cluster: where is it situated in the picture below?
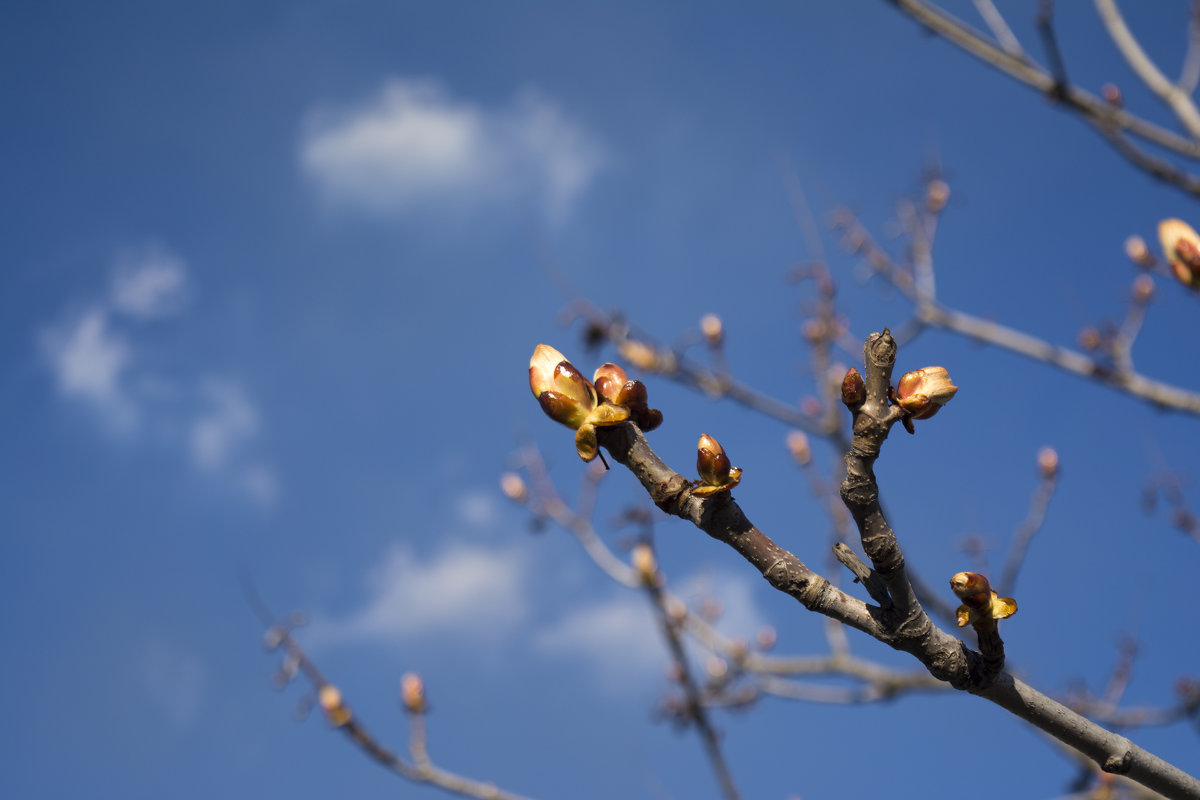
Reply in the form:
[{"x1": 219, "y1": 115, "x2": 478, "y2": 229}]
[{"x1": 529, "y1": 344, "x2": 661, "y2": 462}]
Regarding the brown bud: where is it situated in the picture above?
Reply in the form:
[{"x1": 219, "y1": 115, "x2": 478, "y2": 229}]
[
  {"x1": 500, "y1": 472, "x2": 527, "y2": 503},
  {"x1": 1102, "y1": 82, "x2": 1123, "y2": 106},
  {"x1": 925, "y1": 179, "x2": 950, "y2": 213},
  {"x1": 1036, "y1": 447, "x2": 1059, "y2": 479},
  {"x1": 400, "y1": 672, "x2": 426, "y2": 714},
  {"x1": 1124, "y1": 235, "x2": 1154, "y2": 268},
  {"x1": 840, "y1": 366, "x2": 866, "y2": 408},
  {"x1": 695, "y1": 433, "x2": 742, "y2": 496},
  {"x1": 700, "y1": 313, "x2": 724, "y2": 346},
  {"x1": 592, "y1": 363, "x2": 629, "y2": 404}
]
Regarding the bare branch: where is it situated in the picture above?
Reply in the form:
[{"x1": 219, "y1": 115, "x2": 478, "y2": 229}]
[{"x1": 1094, "y1": 0, "x2": 1200, "y2": 138}]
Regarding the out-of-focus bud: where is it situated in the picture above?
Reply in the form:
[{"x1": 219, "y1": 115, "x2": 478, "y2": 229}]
[
  {"x1": 926, "y1": 179, "x2": 950, "y2": 213},
  {"x1": 318, "y1": 684, "x2": 352, "y2": 727},
  {"x1": 1124, "y1": 235, "x2": 1154, "y2": 268},
  {"x1": 894, "y1": 366, "x2": 957, "y2": 420},
  {"x1": 800, "y1": 396, "x2": 822, "y2": 417},
  {"x1": 756, "y1": 627, "x2": 778, "y2": 651},
  {"x1": 786, "y1": 430, "x2": 811, "y2": 466},
  {"x1": 1158, "y1": 218, "x2": 1200, "y2": 288},
  {"x1": 1131, "y1": 274, "x2": 1155, "y2": 304},
  {"x1": 529, "y1": 344, "x2": 630, "y2": 461},
  {"x1": 631, "y1": 542, "x2": 659, "y2": 585},
  {"x1": 694, "y1": 433, "x2": 742, "y2": 496},
  {"x1": 400, "y1": 672, "x2": 426, "y2": 714},
  {"x1": 727, "y1": 639, "x2": 749, "y2": 664},
  {"x1": 500, "y1": 472, "x2": 527, "y2": 503},
  {"x1": 263, "y1": 627, "x2": 284, "y2": 651},
  {"x1": 1036, "y1": 447, "x2": 1059, "y2": 480},
  {"x1": 665, "y1": 597, "x2": 687, "y2": 624},
  {"x1": 802, "y1": 318, "x2": 827, "y2": 345},
  {"x1": 706, "y1": 656, "x2": 728, "y2": 680},
  {"x1": 700, "y1": 313, "x2": 724, "y2": 347},
  {"x1": 618, "y1": 339, "x2": 660, "y2": 371},
  {"x1": 700, "y1": 597, "x2": 723, "y2": 622},
  {"x1": 841, "y1": 366, "x2": 866, "y2": 409},
  {"x1": 1102, "y1": 82, "x2": 1123, "y2": 107},
  {"x1": 1078, "y1": 327, "x2": 1102, "y2": 351},
  {"x1": 949, "y1": 571, "x2": 1017, "y2": 629}
]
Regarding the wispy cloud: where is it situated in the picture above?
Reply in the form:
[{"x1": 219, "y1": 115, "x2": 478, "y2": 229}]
[
  {"x1": 141, "y1": 639, "x2": 207, "y2": 731},
  {"x1": 300, "y1": 78, "x2": 607, "y2": 225},
  {"x1": 535, "y1": 591, "x2": 663, "y2": 688},
  {"x1": 38, "y1": 245, "x2": 277, "y2": 506},
  {"x1": 309, "y1": 542, "x2": 529, "y2": 647},
  {"x1": 110, "y1": 245, "x2": 189, "y2": 319},
  {"x1": 40, "y1": 308, "x2": 135, "y2": 430}
]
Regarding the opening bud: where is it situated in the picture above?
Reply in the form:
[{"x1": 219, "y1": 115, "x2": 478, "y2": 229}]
[
  {"x1": 949, "y1": 571, "x2": 1016, "y2": 629},
  {"x1": 694, "y1": 433, "x2": 742, "y2": 496},
  {"x1": 894, "y1": 366, "x2": 957, "y2": 420},
  {"x1": 1158, "y1": 218, "x2": 1200, "y2": 288},
  {"x1": 529, "y1": 345, "x2": 630, "y2": 461},
  {"x1": 593, "y1": 363, "x2": 662, "y2": 432},
  {"x1": 400, "y1": 672, "x2": 426, "y2": 714},
  {"x1": 841, "y1": 366, "x2": 866, "y2": 408}
]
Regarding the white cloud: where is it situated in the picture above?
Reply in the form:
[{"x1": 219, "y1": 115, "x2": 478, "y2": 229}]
[
  {"x1": 40, "y1": 308, "x2": 135, "y2": 429},
  {"x1": 110, "y1": 245, "x2": 189, "y2": 319},
  {"x1": 310, "y1": 542, "x2": 528, "y2": 647},
  {"x1": 38, "y1": 247, "x2": 277, "y2": 507},
  {"x1": 300, "y1": 78, "x2": 607, "y2": 224},
  {"x1": 535, "y1": 592, "x2": 664, "y2": 688},
  {"x1": 189, "y1": 379, "x2": 259, "y2": 470},
  {"x1": 141, "y1": 640, "x2": 206, "y2": 730}
]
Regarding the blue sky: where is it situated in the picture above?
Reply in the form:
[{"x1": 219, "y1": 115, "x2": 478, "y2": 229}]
[{"x1": 3, "y1": 2, "x2": 1199, "y2": 798}]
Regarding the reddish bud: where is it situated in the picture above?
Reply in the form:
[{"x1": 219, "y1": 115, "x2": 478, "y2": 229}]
[
  {"x1": 925, "y1": 179, "x2": 950, "y2": 213},
  {"x1": 1102, "y1": 82, "x2": 1123, "y2": 106},
  {"x1": 500, "y1": 472, "x2": 527, "y2": 503},
  {"x1": 1124, "y1": 235, "x2": 1154, "y2": 268},
  {"x1": 700, "y1": 313, "x2": 724, "y2": 346},
  {"x1": 1158, "y1": 219, "x2": 1200, "y2": 288},
  {"x1": 841, "y1": 366, "x2": 866, "y2": 408},
  {"x1": 1036, "y1": 447, "x2": 1059, "y2": 480},
  {"x1": 786, "y1": 430, "x2": 811, "y2": 466},
  {"x1": 950, "y1": 571, "x2": 1016, "y2": 628},
  {"x1": 318, "y1": 684, "x2": 352, "y2": 727}
]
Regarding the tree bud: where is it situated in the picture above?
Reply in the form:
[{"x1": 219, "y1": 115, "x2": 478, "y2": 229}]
[
  {"x1": 694, "y1": 433, "x2": 742, "y2": 496},
  {"x1": 949, "y1": 571, "x2": 1016, "y2": 629},
  {"x1": 925, "y1": 179, "x2": 950, "y2": 212},
  {"x1": 400, "y1": 672, "x2": 426, "y2": 714},
  {"x1": 617, "y1": 340, "x2": 660, "y2": 371},
  {"x1": 500, "y1": 472, "x2": 527, "y2": 503},
  {"x1": 841, "y1": 366, "x2": 866, "y2": 408},
  {"x1": 700, "y1": 313, "x2": 724, "y2": 346},
  {"x1": 1036, "y1": 447, "x2": 1059, "y2": 479},
  {"x1": 1102, "y1": 82, "x2": 1123, "y2": 106},
  {"x1": 1124, "y1": 235, "x2": 1154, "y2": 267},
  {"x1": 529, "y1": 345, "x2": 629, "y2": 461},
  {"x1": 894, "y1": 366, "x2": 957, "y2": 420},
  {"x1": 318, "y1": 684, "x2": 352, "y2": 727},
  {"x1": 1131, "y1": 274, "x2": 1155, "y2": 304},
  {"x1": 591, "y1": 362, "x2": 629, "y2": 405},
  {"x1": 786, "y1": 430, "x2": 811, "y2": 466},
  {"x1": 631, "y1": 542, "x2": 658, "y2": 585},
  {"x1": 1158, "y1": 218, "x2": 1200, "y2": 288}
]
